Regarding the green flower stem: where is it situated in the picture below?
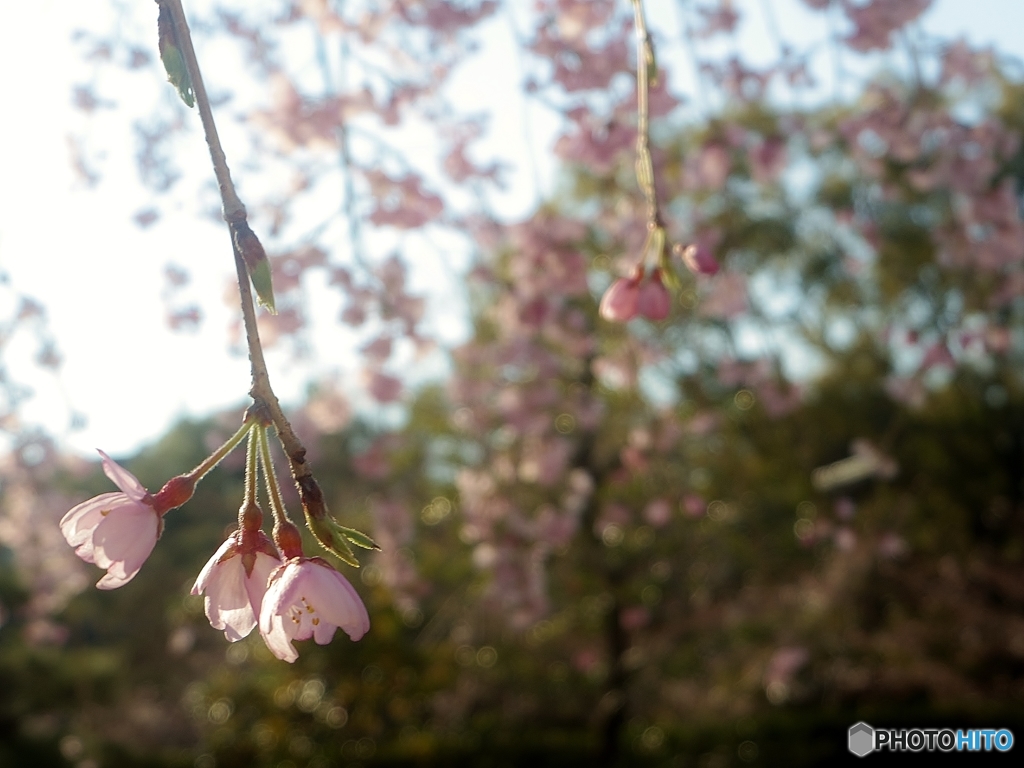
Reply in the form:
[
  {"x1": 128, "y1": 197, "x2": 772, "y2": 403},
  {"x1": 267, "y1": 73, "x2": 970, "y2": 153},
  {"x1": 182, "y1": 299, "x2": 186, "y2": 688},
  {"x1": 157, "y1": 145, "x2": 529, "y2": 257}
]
[
  {"x1": 243, "y1": 426, "x2": 260, "y2": 508},
  {"x1": 257, "y1": 425, "x2": 289, "y2": 528},
  {"x1": 187, "y1": 420, "x2": 253, "y2": 483}
]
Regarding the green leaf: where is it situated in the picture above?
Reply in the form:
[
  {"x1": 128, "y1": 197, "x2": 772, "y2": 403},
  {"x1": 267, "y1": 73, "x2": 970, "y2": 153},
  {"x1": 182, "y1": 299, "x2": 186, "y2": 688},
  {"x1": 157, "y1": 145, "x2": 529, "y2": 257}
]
[
  {"x1": 305, "y1": 509, "x2": 360, "y2": 567},
  {"x1": 337, "y1": 525, "x2": 381, "y2": 551},
  {"x1": 660, "y1": 264, "x2": 683, "y2": 293},
  {"x1": 233, "y1": 222, "x2": 277, "y2": 315},
  {"x1": 249, "y1": 259, "x2": 277, "y2": 314},
  {"x1": 646, "y1": 45, "x2": 659, "y2": 88},
  {"x1": 157, "y1": 2, "x2": 194, "y2": 108}
]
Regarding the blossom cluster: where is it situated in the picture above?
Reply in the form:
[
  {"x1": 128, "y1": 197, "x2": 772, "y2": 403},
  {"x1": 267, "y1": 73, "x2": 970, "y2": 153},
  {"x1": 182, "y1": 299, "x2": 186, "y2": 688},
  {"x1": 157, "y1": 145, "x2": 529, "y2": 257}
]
[{"x1": 59, "y1": 446, "x2": 369, "y2": 663}]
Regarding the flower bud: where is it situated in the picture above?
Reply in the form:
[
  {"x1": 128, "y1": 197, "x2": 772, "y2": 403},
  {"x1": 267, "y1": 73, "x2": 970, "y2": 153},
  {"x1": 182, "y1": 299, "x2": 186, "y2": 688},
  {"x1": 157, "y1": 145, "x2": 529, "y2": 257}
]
[
  {"x1": 637, "y1": 269, "x2": 672, "y2": 321},
  {"x1": 157, "y1": 1, "x2": 194, "y2": 107},
  {"x1": 676, "y1": 242, "x2": 719, "y2": 276},
  {"x1": 232, "y1": 220, "x2": 276, "y2": 313},
  {"x1": 599, "y1": 268, "x2": 642, "y2": 322}
]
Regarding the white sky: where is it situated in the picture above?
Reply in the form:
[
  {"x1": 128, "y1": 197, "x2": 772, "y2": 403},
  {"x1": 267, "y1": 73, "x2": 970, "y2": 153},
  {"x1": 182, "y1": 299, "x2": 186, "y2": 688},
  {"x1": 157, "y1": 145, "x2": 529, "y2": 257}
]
[{"x1": 2, "y1": 0, "x2": 1024, "y2": 459}]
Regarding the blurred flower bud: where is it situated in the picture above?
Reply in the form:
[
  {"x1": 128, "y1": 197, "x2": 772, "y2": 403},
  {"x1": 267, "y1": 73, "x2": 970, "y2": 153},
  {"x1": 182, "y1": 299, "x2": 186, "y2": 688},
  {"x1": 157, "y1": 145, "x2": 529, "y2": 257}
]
[
  {"x1": 599, "y1": 268, "x2": 642, "y2": 322},
  {"x1": 637, "y1": 269, "x2": 671, "y2": 320},
  {"x1": 676, "y1": 242, "x2": 720, "y2": 276}
]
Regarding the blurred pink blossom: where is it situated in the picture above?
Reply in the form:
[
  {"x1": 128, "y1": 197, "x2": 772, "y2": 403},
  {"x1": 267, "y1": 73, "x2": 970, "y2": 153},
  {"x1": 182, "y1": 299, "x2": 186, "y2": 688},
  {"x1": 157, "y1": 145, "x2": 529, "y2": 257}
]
[
  {"x1": 750, "y1": 136, "x2": 787, "y2": 183},
  {"x1": 877, "y1": 533, "x2": 908, "y2": 559},
  {"x1": 59, "y1": 451, "x2": 162, "y2": 590},
  {"x1": 764, "y1": 646, "x2": 809, "y2": 689},
  {"x1": 259, "y1": 557, "x2": 370, "y2": 663},
  {"x1": 601, "y1": 268, "x2": 672, "y2": 322},
  {"x1": 678, "y1": 241, "x2": 720, "y2": 276},
  {"x1": 694, "y1": 142, "x2": 731, "y2": 190},
  {"x1": 683, "y1": 494, "x2": 706, "y2": 518},
  {"x1": 919, "y1": 342, "x2": 955, "y2": 372},
  {"x1": 192, "y1": 531, "x2": 281, "y2": 641},
  {"x1": 694, "y1": 1, "x2": 740, "y2": 39},
  {"x1": 367, "y1": 371, "x2": 403, "y2": 403},
  {"x1": 620, "y1": 605, "x2": 650, "y2": 631},
  {"x1": 366, "y1": 171, "x2": 444, "y2": 229},
  {"x1": 699, "y1": 272, "x2": 747, "y2": 319},
  {"x1": 834, "y1": 527, "x2": 857, "y2": 552},
  {"x1": 599, "y1": 271, "x2": 641, "y2": 322},
  {"x1": 636, "y1": 270, "x2": 672, "y2": 321},
  {"x1": 841, "y1": 0, "x2": 932, "y2": 53},
  {"x1": 941, "y1": 39, "x2": 995, "y2": 85},
  {"x1": 885, "y1": 375, "x2": 927, "y2": 409},
  {"x1": 643, "y1": 498, "x2": 673, "y2": 528}
]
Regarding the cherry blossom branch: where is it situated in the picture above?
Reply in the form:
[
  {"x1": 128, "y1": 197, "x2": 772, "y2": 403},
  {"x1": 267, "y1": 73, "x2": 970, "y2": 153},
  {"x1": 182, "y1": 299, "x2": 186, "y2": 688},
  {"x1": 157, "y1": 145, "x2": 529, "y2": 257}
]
[
  {"x1": 599, "y1": 0, "x2": 680, "y2": 323},
  {"x1": 630, "y1": 0, "x2": 664, "y2": 232},
  {"x1": 162, "y1": 0, "x2": 244, "y2": 222},
  {"x1": 160, "y1": 0, "x2": 347, "y2": 551}
]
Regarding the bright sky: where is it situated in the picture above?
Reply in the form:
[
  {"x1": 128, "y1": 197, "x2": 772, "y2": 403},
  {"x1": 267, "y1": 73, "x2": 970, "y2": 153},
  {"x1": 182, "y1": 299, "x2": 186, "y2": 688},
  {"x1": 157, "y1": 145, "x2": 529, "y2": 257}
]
[{"x1": 2, "y1": 0, "x2": 1024, "y2": 459}]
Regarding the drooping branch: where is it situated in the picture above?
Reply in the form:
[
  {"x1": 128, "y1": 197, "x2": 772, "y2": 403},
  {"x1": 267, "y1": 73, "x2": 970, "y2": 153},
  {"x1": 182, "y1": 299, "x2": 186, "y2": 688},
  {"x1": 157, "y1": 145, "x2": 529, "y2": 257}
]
[
  {"x1": 630, "y1": 0, "x2": 664, "y2": 232},
  {"x1": 163, "y1": 0, "x2": 245, "y2": 223},
  {"x1": 159, "y1": 0, "x2": 321, "y2": 490}
]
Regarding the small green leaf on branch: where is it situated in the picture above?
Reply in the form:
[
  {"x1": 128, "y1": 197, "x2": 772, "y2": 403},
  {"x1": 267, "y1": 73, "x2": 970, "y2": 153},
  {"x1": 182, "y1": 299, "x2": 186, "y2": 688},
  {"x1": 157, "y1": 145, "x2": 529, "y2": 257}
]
[
  {"x1": 336, "y1": 525, "x2": 381, "y2": 551},
  {"x1": 646, "y1": 44, "x2": 659, "y2": 87},
  {"x1": 232, "y1": 221, "x2": 277, "y2": 313},
  {"x1": 157, "y1": 1, "x2": 194, "y2": 108},
  {"x1": 304, "y1": 509, "x2": 376, "y2": 567}
]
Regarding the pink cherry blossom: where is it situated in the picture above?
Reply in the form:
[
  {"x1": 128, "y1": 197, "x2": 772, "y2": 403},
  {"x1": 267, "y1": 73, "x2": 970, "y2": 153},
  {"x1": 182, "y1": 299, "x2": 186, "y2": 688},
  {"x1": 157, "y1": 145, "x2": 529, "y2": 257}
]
[
  {"x1": 599, "y1": 272, "x2": 641, "y2": 322},
  {"x1": 192, "y1": 531, "x2": 281, "y2": 641},
  {"x1": 259, "y1": 557, "x2": 370, "y2": 663},
  {"x1": 636, "y1": 270, "x2": 671, "y2": 321},
  {"x1": 59, "y1": 450, "x2": 161, "y2": 590}
]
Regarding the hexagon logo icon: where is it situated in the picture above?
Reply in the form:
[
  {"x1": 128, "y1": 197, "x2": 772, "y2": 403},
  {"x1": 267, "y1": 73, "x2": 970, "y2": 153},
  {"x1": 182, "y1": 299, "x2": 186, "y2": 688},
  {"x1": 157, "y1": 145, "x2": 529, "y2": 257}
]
[{"x1": 848, "y1": 722, "x2": 875, "y2": 757}]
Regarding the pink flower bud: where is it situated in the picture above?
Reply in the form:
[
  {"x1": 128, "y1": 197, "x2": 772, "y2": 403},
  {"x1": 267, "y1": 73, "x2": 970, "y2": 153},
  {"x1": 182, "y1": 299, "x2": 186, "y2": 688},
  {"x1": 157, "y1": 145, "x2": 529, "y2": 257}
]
[
  {"x1": 677, "y1": 242, "x2": 720, "y2": 276},
  {"x1": 637, "y1": 270, "x2": 672, "y2": 321},
  {"x1": 59, "y1": 450, "x2": 162, "y2": 589},
  {"x1": 259, "y1": 557, "x2": 370, "y2": 663},
  {"x1": 599, "y1": 271, "x2": 641, "y2": 322}
]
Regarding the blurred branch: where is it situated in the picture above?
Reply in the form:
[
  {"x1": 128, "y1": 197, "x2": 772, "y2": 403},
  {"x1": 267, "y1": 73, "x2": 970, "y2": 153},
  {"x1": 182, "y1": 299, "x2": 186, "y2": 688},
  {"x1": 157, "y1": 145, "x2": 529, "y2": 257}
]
[{"x1": 631, "y1": 0, "x2": 664, "y2": 231}]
